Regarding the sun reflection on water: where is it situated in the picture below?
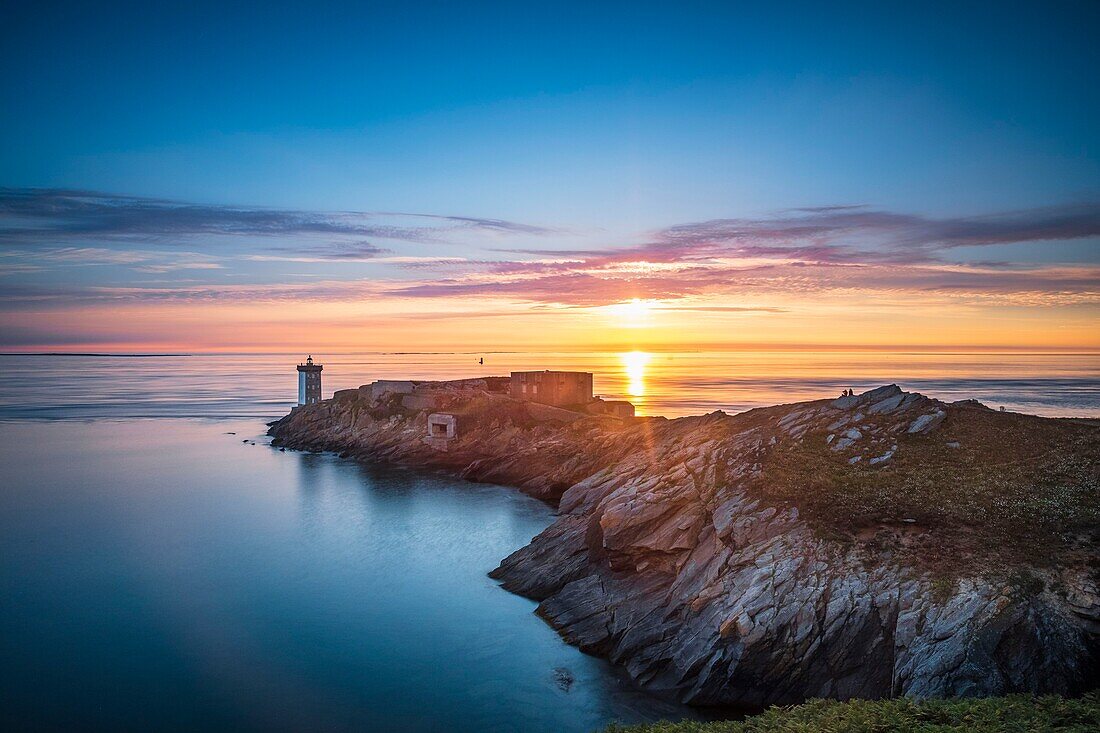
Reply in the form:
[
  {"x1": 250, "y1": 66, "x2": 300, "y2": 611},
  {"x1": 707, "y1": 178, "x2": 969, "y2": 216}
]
[{"x1": 621, "y1": 351, "x2": 651, "y2": 397}]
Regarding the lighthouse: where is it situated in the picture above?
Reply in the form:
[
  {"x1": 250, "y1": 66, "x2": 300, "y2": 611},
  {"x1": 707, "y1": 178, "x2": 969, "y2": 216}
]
[{"x1": 296, "y1": 355, "x2": 323, "y2": 405}]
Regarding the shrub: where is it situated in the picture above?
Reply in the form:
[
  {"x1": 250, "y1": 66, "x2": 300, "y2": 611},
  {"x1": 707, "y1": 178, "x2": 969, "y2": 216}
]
[{"x1": 604, "y1": 694, "x2": 1100, "y2": 733}]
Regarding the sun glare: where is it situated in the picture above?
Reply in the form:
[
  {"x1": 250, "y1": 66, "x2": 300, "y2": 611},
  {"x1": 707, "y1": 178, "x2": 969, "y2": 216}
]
[
  {"x1": 607, "y1": 298, "x2": 656, "y2": 328},
  {"x1": 621, "y1": 350, "x2": 651, "y2": 397}
]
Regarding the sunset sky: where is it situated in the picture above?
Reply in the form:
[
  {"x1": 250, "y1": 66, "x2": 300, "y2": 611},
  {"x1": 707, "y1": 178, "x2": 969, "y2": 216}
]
[{"x1": 1, "y1": 2, "x2": 1097, "y2": 352}]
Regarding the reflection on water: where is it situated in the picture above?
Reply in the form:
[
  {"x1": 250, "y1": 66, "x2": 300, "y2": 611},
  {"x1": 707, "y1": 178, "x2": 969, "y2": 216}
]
[
  {"x1": 621, "y1": 351, "x2": 651, "y2": 400},
  {"x1": 0, "y1": 351, "x2": 1097, "y2": 420},
  {"x1": 0, "y1": 420, "x2": 701, "y2": 732}
]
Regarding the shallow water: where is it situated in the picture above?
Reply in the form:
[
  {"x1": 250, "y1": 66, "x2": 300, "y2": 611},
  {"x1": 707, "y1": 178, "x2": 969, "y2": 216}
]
[{"x1": 0, "y1": 419, "x2": 697, "y2": 732}]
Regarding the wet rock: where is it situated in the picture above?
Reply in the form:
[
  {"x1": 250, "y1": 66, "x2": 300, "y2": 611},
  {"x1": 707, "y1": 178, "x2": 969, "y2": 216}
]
[{"x1": 552, "y1": 667, "x2": 574, "y2": 691}]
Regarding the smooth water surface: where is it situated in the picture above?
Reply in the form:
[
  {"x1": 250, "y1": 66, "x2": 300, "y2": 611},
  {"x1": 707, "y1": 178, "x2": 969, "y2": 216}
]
[
  {"x1": 2, "y1": 352, "x2": 1097, "y2": 730},
  {"x1": 1, "y1": 351, "x2": 1098, "y2": 420},
  {"x1": 0, "y1": 419, "x2": 696, "y2": 731}
]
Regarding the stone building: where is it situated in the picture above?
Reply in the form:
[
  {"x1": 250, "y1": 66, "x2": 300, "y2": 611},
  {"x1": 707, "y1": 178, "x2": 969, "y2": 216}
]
[{"x1": 510, "y1": 370, "x2": 593, "y2": 407}]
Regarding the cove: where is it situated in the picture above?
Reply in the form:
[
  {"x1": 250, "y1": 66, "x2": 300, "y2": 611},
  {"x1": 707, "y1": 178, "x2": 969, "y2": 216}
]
[{"x1": 0, "y1": 419, "x2": 698, "y2": 732}]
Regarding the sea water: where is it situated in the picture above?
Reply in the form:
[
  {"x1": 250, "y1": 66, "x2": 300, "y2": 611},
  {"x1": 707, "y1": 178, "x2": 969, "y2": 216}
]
[{"x1": 1, "y1": 352, "x2": 1097, "y2": 731}]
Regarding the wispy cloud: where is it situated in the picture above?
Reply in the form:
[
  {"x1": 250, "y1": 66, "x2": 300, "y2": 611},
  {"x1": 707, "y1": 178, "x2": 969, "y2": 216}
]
[
  {"x1": 649, "y1": 204, "x2": 1100, "y2": 263},
  {"x1": 1, "y1": 246, "x2": 226, "y2": 273},
  {"x1": 0, "y1": 188, "x2": 556, "y2": 253},
  {"x1": 404, "y1": 203, "x2": 1100, "y2": 308},
  {"x1": 1, "y1": 192, "x2": 1096, "y2": 316},
  {"x1": 257, "y1": 240, "x2": 390, "y2": 262}
]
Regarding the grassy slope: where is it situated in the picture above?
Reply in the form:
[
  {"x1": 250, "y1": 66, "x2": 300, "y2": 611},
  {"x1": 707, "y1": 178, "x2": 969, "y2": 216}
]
[
  {"x1": 607, "y1": 694, "x2": 1100, "y2": 733},
  {"x1": 743, "y1": 403, "x2": 1100, "y2": 576}
]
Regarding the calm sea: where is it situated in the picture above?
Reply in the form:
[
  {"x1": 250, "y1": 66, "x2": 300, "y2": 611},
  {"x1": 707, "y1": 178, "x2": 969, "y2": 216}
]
[
  {"x1": 1, "y1": 352, "x2": 1097, "y2": 731},
  {"x1": 1, "y1": 351, "x2": 1098, "y2": 420}
]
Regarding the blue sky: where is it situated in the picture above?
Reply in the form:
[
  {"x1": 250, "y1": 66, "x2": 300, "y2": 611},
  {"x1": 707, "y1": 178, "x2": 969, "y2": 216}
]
[
  {"x1": 0, "y1": 1, "x2": 1097, "y2": 350},
  {"x1": 4, "y1": 1, "x2": 1098, "y2": 221}
]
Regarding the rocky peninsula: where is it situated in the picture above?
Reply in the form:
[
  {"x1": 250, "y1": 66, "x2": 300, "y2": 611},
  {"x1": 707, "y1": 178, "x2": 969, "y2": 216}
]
[{"x1": 268, "y1": 379, "x2": 1099, "y2": 707}]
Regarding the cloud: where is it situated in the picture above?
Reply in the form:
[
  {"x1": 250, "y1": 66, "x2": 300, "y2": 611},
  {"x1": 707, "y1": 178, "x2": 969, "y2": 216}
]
[
  {"x1": 1, "y1": 246, "x2": 227, "y2": 273},
  {"x1": 258, "y1": 240, "x2": 390, "y2": 262},
  {"x1": 388, "y1": 212, "x2": 561, "y2": 236},
  {"x1": 490, "y1": 203, "x2": 1100, "y2": 268},
  {"x1": 647, "y1": 204, "x2": 1100, "y2": 263},
  {"x1": 0, "y1": 188, "x2": 556, "y2": 252},
  {"x1": 0, "y1": 279, "x2": 386, "y2": 306},
  {"x1": 1, "y1": 193, "x2": 1096, "y2": 314},
  {"x1": 406, "y1": 202, "x2": 1097, "y2": 308}
]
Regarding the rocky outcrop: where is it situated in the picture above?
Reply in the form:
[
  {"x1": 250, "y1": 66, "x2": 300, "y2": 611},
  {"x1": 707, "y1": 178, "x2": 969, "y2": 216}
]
[{"x1": 269, "y1": 382, "x2": 1100, "y2": 707}]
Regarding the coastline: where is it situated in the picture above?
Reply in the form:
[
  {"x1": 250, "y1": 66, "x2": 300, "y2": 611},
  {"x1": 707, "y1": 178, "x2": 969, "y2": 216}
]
[{"x1": 269, "y1": 380, "x2": 1100, "y2": 707}]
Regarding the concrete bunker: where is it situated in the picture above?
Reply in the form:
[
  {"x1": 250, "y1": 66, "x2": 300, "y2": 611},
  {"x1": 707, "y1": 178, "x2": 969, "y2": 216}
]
[{"x1": 426, "y1": 413, "x2": 457, "y2": 440}]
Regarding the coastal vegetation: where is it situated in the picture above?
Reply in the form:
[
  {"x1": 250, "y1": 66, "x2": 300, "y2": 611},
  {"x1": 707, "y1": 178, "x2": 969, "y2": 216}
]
[
  {"x1": 606, "y1": 694, "x2": 1100, "y2": 733},
  {"x1": 746, "y1": 401, "x2": 1100, "y2": 576}
]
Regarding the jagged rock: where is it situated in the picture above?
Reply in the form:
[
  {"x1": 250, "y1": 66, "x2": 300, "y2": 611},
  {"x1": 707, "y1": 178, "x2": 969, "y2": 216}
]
[
  {"x1": 908, "y1": 411, "x2": 946, "y2": 434},
  {"x1": 868, "y1": 450, "x2": 895, "y2": 465},
  {"x1": 268, "y1": 383, "x2": 1100, "y2": 707},
  {"x1": 832, "y1": 437, "x2": 856, "y2": 451}
]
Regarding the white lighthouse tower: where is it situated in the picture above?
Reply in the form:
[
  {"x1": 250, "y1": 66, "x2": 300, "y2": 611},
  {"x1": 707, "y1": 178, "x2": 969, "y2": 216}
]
[{"x1": 296, "y1": 355, "x2": 323, "y2": 405}]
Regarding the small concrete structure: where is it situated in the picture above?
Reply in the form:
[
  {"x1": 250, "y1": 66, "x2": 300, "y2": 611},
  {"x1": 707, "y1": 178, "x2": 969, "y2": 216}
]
[
  {"x1": 510, "y1": 371, "x2": 593, "y2": 407},
  {"x1": 427, "y1": 413, "x2": 456, "y2": 438},
  {"x1": 587, "y1": 400, "x2": 635, "y2": 419},
  {"x1": 425, "y1": 413, "x2": 457, "y2": 451}
]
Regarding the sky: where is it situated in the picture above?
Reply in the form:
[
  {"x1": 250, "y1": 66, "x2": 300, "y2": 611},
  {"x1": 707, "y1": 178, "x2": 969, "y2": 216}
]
[{"x1": 1, "y1": 1, "x2": 1097, "y2": 352}]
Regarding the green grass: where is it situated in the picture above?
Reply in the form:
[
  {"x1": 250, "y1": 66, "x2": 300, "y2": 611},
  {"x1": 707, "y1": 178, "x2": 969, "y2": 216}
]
[{"x1": 605, "y1": 694, "x2": 1100, "y2": 733}]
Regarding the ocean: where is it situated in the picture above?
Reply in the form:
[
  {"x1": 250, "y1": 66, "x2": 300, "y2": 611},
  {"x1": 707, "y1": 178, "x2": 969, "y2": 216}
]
[
  {"x1": 1, "y1": 350, "x2": 1097, "y2": 420},
  {"x1": 1, "y1": 352, "x2": 1097, "y2": 731}
]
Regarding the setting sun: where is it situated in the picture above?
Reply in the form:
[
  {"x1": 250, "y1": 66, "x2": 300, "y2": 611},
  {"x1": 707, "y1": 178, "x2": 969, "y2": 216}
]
[{"x1": 607, "y1": 299, "x2": 657, "y2": 329}]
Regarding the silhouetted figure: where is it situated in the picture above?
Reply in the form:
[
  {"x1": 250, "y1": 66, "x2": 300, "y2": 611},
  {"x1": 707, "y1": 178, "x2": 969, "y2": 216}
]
[{"x1": 479, "y1": 357, "x2": 484, "y2": 365}]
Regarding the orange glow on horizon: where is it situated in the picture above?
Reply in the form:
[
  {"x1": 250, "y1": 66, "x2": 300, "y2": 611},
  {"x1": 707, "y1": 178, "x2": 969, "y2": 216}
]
[{"x1": 6, "y1": 291, "x2": 1099, "y2": 354}]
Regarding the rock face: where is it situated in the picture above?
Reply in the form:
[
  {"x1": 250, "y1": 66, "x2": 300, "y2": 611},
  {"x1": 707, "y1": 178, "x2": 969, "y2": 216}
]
[{"x1": 268, "y1": 382, "x2": 1100, "y2": 707}]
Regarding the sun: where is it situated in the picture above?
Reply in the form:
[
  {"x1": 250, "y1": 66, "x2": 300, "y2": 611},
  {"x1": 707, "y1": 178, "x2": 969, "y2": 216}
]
[
  {"x1": 621, "y1": 298, "x2": 652, "y2": 318},
  {"x1": 607, "y1": 298, "x2": 656, "y2": 327}
]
